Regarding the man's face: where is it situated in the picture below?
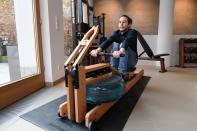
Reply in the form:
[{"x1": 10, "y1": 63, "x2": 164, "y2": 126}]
[{"x1": 118, "y1": 16, "x2": 131, "y2": 32}]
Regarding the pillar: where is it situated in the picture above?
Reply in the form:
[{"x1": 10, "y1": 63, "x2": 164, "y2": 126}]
[{"x1": 157, "y1": 0, "x2": 175, "y2": 66}]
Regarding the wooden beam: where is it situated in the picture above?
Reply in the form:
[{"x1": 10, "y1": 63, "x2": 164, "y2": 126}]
[
  {"x1": 75, "y1": 66, "x2": 87, "y2": 123},
  {"x1": 66, "y1": 75, "x2": 75, "y2": 120},
  {"x1": 85, "y1": 63, "x2": 110, "y2": 73}
]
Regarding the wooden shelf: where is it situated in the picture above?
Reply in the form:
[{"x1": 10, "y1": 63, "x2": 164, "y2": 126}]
[{"x1": 179, "y1": 38, "x2": 197, "y2": 67}]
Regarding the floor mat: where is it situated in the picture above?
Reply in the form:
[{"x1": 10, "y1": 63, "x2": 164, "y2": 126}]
[{"x1": 20, "y1": 76, "x2": 151, "y2": 131}]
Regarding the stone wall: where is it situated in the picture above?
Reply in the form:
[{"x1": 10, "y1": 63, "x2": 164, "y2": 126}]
[
  {"x1": 0, "y1": 0, "x2": 16, "y2": 42},
  {"x1": 63, "y1": 0, "x2": 73, "y2": 56}
]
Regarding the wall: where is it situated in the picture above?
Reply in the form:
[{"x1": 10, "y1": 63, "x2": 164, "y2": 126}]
[
  {"x1": 94, "y1": 0, "x2": 197, "y2": 36},
  {"x1": 94, "y1": 0, "x2": 197, "y2": 66},
  {"x1": 94, "y1": 0, "x2": 159, "y2": 66},
  {"x1": 94, "y1": 0, "x2": 159, "y2": 36},
  {"x1": 63, "y1": 0, "x2": 73, "y2": 56},
  {"x1": 174, "y1": 0, "x2": 197, "y2": 34},
  {"x1": 40, "y1": 0, "x2": 65, "y2": 83}
]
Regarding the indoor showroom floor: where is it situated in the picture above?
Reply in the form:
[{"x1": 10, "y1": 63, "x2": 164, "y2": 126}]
[{"x1": 0, "y1": 65, "x2": 197, "y2": 131}]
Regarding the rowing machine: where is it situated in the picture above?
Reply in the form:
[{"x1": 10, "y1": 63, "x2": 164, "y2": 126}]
[{"x1": 58, "y1": 26, "x2": 144, "y2": 130}]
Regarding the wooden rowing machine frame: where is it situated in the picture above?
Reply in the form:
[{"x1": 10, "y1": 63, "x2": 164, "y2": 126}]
[{"x1": 58, "y1": 26, "x2": 144, "y2": 129}]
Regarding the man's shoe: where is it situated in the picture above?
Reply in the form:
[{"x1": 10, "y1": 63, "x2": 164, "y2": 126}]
[
  {"x1": 127, "y1": 67, "x2": 136, "y2": 72},
  {"x1": 121, "y1": 72, "x2": 134, "y2": 82}
]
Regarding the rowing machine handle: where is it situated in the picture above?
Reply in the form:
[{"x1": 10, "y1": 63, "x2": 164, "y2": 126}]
[{"x1": 98, "y1": 52, "x2": 125, "y2": 57}]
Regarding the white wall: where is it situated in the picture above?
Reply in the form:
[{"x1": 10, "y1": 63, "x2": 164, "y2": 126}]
[{"x1": 40, "y1": 0, "x2": 65, "y2": 83}]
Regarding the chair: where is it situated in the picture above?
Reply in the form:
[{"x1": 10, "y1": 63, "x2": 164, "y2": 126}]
[{"x1": 137, "y1": 31, "x2": 169, "y2": 72}]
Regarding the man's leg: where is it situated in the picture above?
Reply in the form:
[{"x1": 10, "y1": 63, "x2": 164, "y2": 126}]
[
  {"x1": 110, "y1": 42, "x2": 119, "y2": 70},
  {"x1": 111, "y1": 42, "x2": 138, "y2": 74},
  {"x1": 127, "y1": 47, "x2": 138, "y2": 69},
  {"x1": 118, "y1": 47, "x2": 138, "y2": 81},
  {"x1": 118, "y1": 51, "x2": 128, "y2": 74},
  {"x1": 118, "y1": 47, "x2": 138, "y2": 74}
]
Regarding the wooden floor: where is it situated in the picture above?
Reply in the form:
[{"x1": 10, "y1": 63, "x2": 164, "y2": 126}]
[{"x1": 0, "y1": 65, "x2": 197, "y2": 131}]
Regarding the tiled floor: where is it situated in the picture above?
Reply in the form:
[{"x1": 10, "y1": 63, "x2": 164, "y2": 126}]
[
  {"x1": 0, "y1": 82, "x2": 65, "y2": 131},
  {"x1": 124, "y1": 65, "x2": 197, "y2": 131},
  {"x1": 0, "y1": 65, "x2": 197, "y2": 131}
]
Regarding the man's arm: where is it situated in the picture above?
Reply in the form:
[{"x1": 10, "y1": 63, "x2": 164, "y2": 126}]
[
  {"x1": 112, "y1": 48, "x2": 125, "y2": 58},
  {"x1": 120, "y1": 29, "x2": 137, "y2": 50},
  {"x1": 89, "y1": 47, "x2": 102, "y2": 57},
  {"x1": 90, "y1": 32, "x2": 116, "y2": 57},
  {"x1": 113, "y1": 30, "x2": 137, "y2": 58},
  {"x1": 99, "y1": 32, "x2": 116, "y2": 50}
]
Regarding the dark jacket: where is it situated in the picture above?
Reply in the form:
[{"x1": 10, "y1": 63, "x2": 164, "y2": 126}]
[{"x1": 99, "y1": 29, "x2": 137, "y2": 55}]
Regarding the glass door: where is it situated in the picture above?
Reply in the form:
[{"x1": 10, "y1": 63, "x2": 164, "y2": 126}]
[{"x1": 0, "y1": 0, "x2": 44, "y2": 109}]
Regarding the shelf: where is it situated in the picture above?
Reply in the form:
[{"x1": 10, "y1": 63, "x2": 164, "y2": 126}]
[
  {"x1": 184, "y1": 53, "x2": 197, "y2": 55},
  {"x1": 184, "y1": 43, "x2": 197, "y2": 47},
  {"x1": 183, "y1": 63, "x2": 197, "y2": 67},
  {"x1": 179, "y1": 38, "x2": 197, "y2": 67}
]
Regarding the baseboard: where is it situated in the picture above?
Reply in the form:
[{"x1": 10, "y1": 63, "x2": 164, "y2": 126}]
[{"x1": 45, "y1": 77, "x2": 64, "y2": 87}]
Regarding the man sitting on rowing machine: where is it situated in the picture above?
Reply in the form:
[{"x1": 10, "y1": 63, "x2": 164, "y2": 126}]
[{"x1": 90, "y1": 15, "x2": 138, "y2": 81}]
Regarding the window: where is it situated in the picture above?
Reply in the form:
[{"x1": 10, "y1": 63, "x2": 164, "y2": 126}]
[{"x1": 0, "y1": 0, "x2": 44, "y2": 109}]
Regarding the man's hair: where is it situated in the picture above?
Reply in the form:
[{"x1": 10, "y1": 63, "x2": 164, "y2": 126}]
[{"x1": 120, "y1": 15, "x2": 132, "y2": 24}]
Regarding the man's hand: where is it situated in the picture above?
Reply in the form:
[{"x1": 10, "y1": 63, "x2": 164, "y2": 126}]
[
  {"x1": 90, "y1": 48, "x2": 102, "y2": 57},
  {"x1": 112, "y1": 48, "x2": 125, "y2": 58},
  {"x1": 112, "y1": 51, "x2": 121, "y2": 58}
]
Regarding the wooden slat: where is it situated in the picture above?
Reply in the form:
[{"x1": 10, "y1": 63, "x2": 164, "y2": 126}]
[
  {"x1": 86, "y1": 73, "x2": 110, "y2": 84},
  {"x1": 179, "y1": 40, "x2": 184, "y2": 67},
  {"x1": 64, "y1": 44, "x2": 82, "y2": 66},
  {"x1": 125, "y1": 69, "x2": 144, "y2": 92},
  {"x1": 82, "y1": 26, "x2": 97, "y2": 41},
  {"x1": 65, "y1": 26, "x2": 98, "y2": 67},
  {"x1": 73, "y1": 26, "x2": 99, "y2": 67},
  {"x1": 66, "y1": 75, "x2": 75, "y2": 120},
  {"x1": 75, "y1": 66, "x2": 87, "y2": 123},
  {"x1": 85, "y1": 63, "x2": 110, "y2": 73},
  {"x1": 85, "y1": 101, "x2": 116, "y2": 127}
]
